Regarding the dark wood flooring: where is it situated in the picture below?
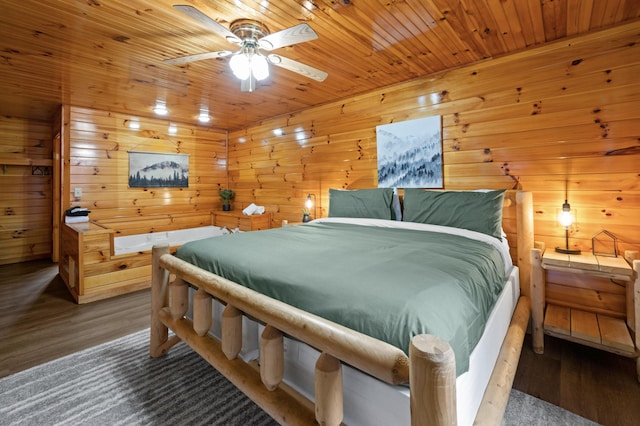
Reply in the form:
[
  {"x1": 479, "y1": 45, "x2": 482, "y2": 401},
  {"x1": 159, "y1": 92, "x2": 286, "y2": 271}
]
[
  {"x1": 0, "y1": 259, "x2": 150, "y2": 378},
  {"x1": 1, "y1": 259, "x2": 638, "y2": 425}
]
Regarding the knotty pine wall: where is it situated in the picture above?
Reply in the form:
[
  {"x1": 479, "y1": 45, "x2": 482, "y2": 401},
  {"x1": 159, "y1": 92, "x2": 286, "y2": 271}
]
[
  {"x1": 64, "y1": 106, "x2": 227, "y2": 233},
  {"x1": 228, "y1": 21, "x2": 640, "y2": 260},
  {"x1": 0, "y1": 116, "x2": 53, "y2": 265}
]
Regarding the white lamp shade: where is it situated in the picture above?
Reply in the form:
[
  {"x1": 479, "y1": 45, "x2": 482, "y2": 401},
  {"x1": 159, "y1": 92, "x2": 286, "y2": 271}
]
[
  {"x1": 229, "y1": 54, "x2": 251, "y2": 80},
  {"x1": 251, "y1": 54, "x2": 269, "y2": 81}
]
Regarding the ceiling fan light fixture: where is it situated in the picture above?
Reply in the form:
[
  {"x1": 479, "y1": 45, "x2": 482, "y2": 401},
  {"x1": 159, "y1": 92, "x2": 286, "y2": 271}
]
[
  {"x1": 229, "y1": 51, "x2": 269, "y2": 82},
  {"x1": 229, "y1": 53, "x2": 251, "y2": 80},
  {"x1": 169, "y1": 6, "x2": 327, "y2": 90},
  {"x1": 251, "y1": 54, "x2": 269, "y2": 81}
]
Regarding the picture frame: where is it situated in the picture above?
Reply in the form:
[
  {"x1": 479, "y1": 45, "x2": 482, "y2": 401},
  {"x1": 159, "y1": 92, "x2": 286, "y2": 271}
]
[
  {"x1": 376, "y1": 116, "x2": 443, "y2": 188},
  {"x1": 128, "y1": 151, "x2": 189, "y2": 188}
]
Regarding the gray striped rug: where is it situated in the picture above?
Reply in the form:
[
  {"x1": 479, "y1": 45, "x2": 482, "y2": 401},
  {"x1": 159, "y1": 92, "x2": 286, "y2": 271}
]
[
  {"x1": 0, "y1": 329, "x2": 598, "y2": 426},
  {"x1": 0, "y1": 330, "x2": 277, "y2": 426}
]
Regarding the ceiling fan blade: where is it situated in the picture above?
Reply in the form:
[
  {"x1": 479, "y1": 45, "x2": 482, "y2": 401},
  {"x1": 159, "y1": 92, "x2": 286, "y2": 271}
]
[
  {"x1": 164, "y1": 50, "x2": 232, "y2": 65},
  {"x1": 268, "y1": 54, "x2": 328, "y2": 82},
  {"x1": 258, "y1": 23, "x2": 318, "y2": 51},
  {"x1": 173, "y1": 5, "x2": 241, "y2": 45}
]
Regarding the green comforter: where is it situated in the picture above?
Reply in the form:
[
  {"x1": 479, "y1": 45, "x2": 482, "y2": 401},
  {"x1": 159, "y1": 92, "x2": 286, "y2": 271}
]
[{"x1": 176, "y1": 221, "x2": 507, "y2": 377}]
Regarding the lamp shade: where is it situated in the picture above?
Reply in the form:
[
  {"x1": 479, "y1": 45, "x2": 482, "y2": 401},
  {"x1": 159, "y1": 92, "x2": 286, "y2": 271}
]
[
  {"x1": 251, "y1": 54, "x2": 269, "y2": 81},
  {"x1": 229, "y1": 53, "x2": 251, "y2": 80}
]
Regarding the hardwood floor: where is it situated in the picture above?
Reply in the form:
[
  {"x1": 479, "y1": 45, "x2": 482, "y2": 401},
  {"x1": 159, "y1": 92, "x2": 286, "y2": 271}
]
[
  {"x1": 0, "y1": 259, "x2": 150, "y2": 378},
  {"x1": 1, "y1": 259, "x2": 638, "y2": 425},
  {"x1": 514, "y1": 334, "x2": 640, "y2": 426}
]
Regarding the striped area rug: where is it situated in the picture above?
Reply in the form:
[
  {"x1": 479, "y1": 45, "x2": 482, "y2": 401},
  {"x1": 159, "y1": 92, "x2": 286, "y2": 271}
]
[
  {"x1": 0, "y1": 330, "x2": 277, "y2": 426},
  {"x1": 0, "y1": 329, "x2": 598, "y2": 426}
]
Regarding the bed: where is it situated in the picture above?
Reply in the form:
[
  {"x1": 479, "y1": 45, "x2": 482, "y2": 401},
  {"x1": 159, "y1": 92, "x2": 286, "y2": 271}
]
[{"x1": 150, "y1": 188, "x2": 533, "y2": 425}]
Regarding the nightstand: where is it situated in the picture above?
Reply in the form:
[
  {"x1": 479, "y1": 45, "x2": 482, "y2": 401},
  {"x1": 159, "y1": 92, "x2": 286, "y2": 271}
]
[
  {"x1": 281, "y1": 220, "x2": 304, "y2": 227},
  {"x1": 213, "y1": 211, "x2": 272, "y2": 232},
  {"x1": 531, "y1": 246, "x2": 639, "y2": 382}
]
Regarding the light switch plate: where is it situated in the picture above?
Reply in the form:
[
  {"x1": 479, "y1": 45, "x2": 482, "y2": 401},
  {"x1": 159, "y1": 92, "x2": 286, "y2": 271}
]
[{"x1": 74, "y1": 187, "x2": 82, "y2": 197}]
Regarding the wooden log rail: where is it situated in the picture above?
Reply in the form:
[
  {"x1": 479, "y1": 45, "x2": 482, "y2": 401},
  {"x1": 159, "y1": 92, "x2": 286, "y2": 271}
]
[{"x1": 150, "y1": 244, "x2": 531, "y2": 425}]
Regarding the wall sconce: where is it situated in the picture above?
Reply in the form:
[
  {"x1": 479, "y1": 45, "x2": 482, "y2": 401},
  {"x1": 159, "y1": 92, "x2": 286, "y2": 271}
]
[
  {"x1": 302, "y1": 193, "x2": 316, "y2": 223},
  {"x1": 555, "y1": 199, "x2": 581, "y2": 254}
]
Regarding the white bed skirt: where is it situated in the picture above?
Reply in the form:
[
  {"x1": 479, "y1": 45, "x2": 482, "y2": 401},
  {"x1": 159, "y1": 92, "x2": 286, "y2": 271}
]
[{"x1": 187, "y1": 266, "x2": 520, "y2": 426}]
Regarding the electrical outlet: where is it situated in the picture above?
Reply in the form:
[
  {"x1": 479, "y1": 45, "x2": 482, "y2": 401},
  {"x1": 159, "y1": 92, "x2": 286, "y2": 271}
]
[{"x1": 74, "y1": 187, "x2": 82, "y2": 197}]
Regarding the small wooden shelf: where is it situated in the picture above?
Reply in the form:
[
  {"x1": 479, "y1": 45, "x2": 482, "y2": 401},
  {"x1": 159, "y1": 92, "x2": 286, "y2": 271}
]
[
  {"x1": 0, "y1": 157, "x2": 53, "y2": 167},
  {"x1": 544, "y1": 304, "x2": 635, "y2": 356}
]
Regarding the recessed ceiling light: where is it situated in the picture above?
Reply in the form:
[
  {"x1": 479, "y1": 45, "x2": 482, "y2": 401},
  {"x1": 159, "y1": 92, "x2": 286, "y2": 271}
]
[
  {"x1": 198, "y1": 110, "x2": 210, "y2": 123},
  {"x1": 153, "y1": 101, "x2": 168, "y2": 116}
]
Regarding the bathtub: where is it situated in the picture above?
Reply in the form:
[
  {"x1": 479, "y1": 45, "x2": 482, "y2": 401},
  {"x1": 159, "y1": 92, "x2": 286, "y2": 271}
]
[{"x1": 114, "y1": 225, "x2": 227, "y2": 255}]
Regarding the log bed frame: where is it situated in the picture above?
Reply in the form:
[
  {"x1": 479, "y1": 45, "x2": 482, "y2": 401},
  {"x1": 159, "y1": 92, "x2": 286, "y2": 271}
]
[{"x1": 150, "y1": 190, "x2": 534, "y2": 425}]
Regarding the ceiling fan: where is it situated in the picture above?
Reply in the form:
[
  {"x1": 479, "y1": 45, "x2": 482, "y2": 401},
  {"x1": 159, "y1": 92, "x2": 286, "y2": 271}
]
[{"x1": 165, "y1": 5, "x2": 328, "y2": 92}]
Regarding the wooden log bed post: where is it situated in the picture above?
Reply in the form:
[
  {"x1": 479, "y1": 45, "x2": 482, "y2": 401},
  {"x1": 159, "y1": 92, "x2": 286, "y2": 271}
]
[
  {"x1": 150, "y1": 243, "x2": 170, "y2": 357},
  {"x1": 410, "y1": 335, "x2": 457, "y2": 425},
  {"x1": 530, "y1": 246, "x2": 545, "y2": 354},
  {"x1": 148, "y1": 190, "x2": 534, "y2": 425}
]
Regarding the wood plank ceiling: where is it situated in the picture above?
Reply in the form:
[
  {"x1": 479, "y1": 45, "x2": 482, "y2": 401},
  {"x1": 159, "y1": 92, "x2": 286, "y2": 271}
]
[{"x1": 0, "y1": 0, "x2": 638, "y2": 130}]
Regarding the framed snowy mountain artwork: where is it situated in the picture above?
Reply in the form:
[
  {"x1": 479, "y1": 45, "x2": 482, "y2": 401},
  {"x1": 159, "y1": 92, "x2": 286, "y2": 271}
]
[
  {"x1": 128, "y1": 151, "x2": 189, "y2": 188},
  {"x1": 376, "y1": 116, "x2": 443, "y2": 188}
]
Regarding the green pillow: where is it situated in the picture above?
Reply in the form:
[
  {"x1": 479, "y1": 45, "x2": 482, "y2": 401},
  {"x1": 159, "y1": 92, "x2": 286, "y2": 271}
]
[
  {"x1": 403, "y1": 189, "x2": 506, "y2": 239},
  {"x1": 328, "y1": 188, "x2": 395, "y2": 220}
]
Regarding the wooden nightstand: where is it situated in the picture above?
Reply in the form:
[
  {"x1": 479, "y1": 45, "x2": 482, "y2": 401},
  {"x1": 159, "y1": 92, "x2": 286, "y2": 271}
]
[
  {"x1": 281, "y1": 220, "x2": 304, "y2": 227},
  {"x1": 531, "y1": 247, "x2": 639, "y2": 381},
  {"x1": 213, "y1": 211, "x2": 272, "y2": 232}
]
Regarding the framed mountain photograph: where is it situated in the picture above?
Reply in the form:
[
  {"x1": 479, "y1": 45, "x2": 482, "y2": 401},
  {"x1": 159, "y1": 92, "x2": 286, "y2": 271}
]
[
  {"x1": 128, "y1": 151, "x2": 189, "y2": 188},
  {"x1": 376, "y1": 116, "x2": 443, "y2": 188}
]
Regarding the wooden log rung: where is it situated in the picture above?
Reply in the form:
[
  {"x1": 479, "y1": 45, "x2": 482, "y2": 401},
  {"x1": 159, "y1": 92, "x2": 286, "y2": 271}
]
[
  {"x1": 260, "y1": 325, "x2": 284, "y2": 391},
  {"x1": 315, "y1": 352, "x2": 343, "y2": 426},
  {"x1": 193, "y1": 288, "x2": 213, "y2": 336},
  {"x1": 222, "y1": 304, "x2": 243, "y2": 360},
  {"x1": 169, "y1": 277, "x2": 188, "y2": 320}
]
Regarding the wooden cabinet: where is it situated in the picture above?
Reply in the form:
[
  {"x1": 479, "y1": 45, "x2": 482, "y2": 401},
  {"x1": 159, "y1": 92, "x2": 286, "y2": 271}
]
[
  {"x1": 531, "y1": 247, "x2": 639, "y2": 381},
  {"x1": 213, "y1": 211, "x2": 271, "y2": 231}
]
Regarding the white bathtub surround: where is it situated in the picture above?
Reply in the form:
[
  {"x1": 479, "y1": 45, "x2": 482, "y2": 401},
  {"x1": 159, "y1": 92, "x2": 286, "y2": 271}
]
[{"x1": 114, "y1": 226, "x2": 226, "y2": 255}]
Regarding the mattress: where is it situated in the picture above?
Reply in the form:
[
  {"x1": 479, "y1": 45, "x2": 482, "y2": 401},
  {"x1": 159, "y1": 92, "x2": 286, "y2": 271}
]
[{"x1": 177, "y1": 218, "x2": 511, "y2": 376}]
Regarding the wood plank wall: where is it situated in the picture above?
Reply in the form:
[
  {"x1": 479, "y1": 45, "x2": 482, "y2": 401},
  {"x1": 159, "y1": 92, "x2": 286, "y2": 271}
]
[
  {"x1": 0, "y1": 116, "x2": 52, "y2": 265},
  {"x1": 65, "y1": 106, "x2": 227, "y2": 234},
  {"x1": 228, "y1": 21, "x2": 640, "y2": 259}
]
